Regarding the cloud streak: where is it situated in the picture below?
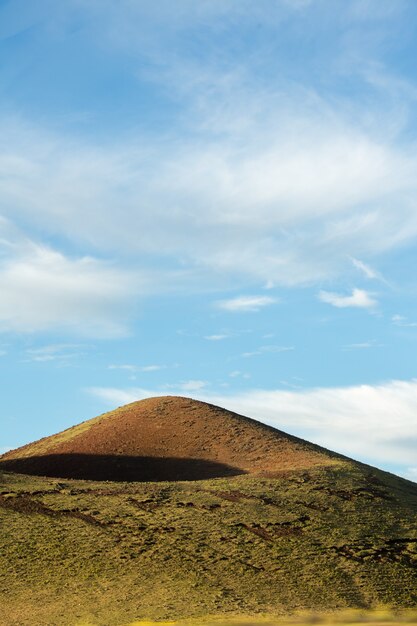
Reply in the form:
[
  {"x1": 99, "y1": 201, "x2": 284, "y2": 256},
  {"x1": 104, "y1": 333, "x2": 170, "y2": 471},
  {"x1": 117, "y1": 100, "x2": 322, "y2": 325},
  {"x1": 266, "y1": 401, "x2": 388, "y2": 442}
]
[
  {"x1": 24, "y1": 344, "x2": 87, "y2": 362},
  {"x1": 351, "y1": 257, "x2": 381, "y2": 281},
  {"x1": 108, "y1": 364, "x2": 165, "y2": 372},
  {"x1": 217, "y1": 296, "x2": 277, "y2": 312},
  {"x1": 242, "y1": 345, "x2": 294, "y2": 358}
]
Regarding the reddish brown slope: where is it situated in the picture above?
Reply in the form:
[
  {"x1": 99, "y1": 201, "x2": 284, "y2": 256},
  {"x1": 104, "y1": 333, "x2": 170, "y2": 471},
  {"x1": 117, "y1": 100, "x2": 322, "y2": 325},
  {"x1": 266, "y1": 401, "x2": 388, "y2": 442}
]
[{"x1": 0, "y1": 396, "x2": 342, "y2": 481}]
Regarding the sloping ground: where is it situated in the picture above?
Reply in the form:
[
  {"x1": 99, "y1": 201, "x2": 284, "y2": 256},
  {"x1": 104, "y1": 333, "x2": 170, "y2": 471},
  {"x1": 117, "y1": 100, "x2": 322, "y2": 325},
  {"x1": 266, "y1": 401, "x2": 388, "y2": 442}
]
[
  {"x1": 0, "y1": 397, "x2": 416, "y2": 625},
  {"x1": 0, "y1": 396, "x2": 341, "y2": 481},
  {"x1": 0, "y1": 462, "x2": 416, "y2": 625}
]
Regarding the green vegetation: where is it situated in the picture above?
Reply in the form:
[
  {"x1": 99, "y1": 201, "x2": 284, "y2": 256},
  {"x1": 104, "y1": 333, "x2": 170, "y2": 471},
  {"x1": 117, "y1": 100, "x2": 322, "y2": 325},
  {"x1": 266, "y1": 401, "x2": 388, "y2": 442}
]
[{"x1": 1, "y1": 462, "x2": 416, "y2": 626}]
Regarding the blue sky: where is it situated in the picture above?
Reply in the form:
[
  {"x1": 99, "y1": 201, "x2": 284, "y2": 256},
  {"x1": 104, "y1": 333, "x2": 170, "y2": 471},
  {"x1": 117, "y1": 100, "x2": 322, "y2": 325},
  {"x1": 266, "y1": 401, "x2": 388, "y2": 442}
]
[{"x1": 1, "y1": 0, "x2": 417, "y2": 481}]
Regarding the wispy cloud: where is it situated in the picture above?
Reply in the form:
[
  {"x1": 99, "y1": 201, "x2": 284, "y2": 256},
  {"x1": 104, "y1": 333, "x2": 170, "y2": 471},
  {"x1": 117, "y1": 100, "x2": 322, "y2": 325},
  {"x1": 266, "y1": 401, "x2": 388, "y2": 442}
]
[
  {"x1": 217, "y1": 296, "x2": 277, "y2": 312},
  {"x1": 108, "y1": 364, "x2": 137, "y2": 373},
  {"x1": 229, "y1": 370, "x2": 251, "y2": 379},
  {"x1": 2, "y1": 89, "x2": 417, "y2": 293},
  {"x1": 392, "y1": 314, "x2": 417, "y2": 328},
  {"x1": 204, "y1": 334, "x2": 231, "y2": 341},
  {"x1": 25, "y1": 344, "x2": 87, "y2": 362},
  {"x1": 350, "y1": 257, "x2": 382, "y2": 280},
  {"x1": 108, "y1": 364, "x2": 165, "y2": 373},
  {"x1": 342, "y1": 340, "x2": 383, "y2": 351},
  {"x1": 175, "y1": 380, "x2": 208, "y2": 392},
  {"x1": 242, "y1": 345, "x2": 294, "y2": 358},
  {"x1": 279, "y1": 379, "x2": 302, "y2": 389},
  {"x1": 1, "y1": 1, "x2": 417, "y2": 306},
  {"x1": 318, "y1": 288, "x2": 377, "y2": 309}
]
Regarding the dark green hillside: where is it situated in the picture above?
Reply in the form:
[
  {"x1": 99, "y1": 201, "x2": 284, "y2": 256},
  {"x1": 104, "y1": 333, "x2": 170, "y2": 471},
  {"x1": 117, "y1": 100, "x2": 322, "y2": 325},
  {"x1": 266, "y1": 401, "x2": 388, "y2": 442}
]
[{"x1": 0, "y1": 397, "x2": 416, "y2": 626}]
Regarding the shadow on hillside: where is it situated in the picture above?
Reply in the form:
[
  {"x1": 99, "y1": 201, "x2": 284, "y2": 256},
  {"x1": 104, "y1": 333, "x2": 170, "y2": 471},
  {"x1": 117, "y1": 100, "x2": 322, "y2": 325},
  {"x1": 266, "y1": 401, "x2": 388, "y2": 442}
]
[{"x1": 0, "y1": 454, "x2": 246, "y2": 482}]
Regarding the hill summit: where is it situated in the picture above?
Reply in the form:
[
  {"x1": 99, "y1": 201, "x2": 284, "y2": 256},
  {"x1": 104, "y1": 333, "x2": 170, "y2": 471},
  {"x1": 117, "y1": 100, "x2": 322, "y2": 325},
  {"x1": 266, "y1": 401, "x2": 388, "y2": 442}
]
[{"x1": 0, "y1": 396, "x2": 338, "y2": 481}]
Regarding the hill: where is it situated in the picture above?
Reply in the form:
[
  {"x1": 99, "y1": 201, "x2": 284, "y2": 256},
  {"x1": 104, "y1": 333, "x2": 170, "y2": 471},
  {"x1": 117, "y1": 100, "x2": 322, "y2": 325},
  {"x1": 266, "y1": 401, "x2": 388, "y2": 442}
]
[
  {"x1": 0, "y1": 396, "x2": 341, "y2": 481},
  {"x1": 0, "y1": 396, "x2": 416, "y2": 626}
]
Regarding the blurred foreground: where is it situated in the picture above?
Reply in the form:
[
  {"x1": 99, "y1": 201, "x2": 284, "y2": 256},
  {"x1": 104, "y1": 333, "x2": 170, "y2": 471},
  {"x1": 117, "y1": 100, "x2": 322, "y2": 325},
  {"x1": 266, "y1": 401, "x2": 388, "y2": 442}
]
[{"x1": 124, "y1": 610, "x2": 417, "y2": 626}]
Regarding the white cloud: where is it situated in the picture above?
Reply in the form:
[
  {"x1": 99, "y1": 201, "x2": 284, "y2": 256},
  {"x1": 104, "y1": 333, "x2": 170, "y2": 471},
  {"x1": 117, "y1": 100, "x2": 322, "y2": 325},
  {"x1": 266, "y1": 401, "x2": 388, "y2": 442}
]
[
  {"x1": 342, "y1": 340, "x2": 383, "y2": 350},
  {"x1": 351, "y1": 257, "x2": 381, "y2": 280},
  {"x1": 204, "y1": 334, "x2": 230, "y2": 341},
  {"x1": 217, "y1": 296, "x2": 277, "y2": 312},
  {"x1": 279, "y1": 379, "x2": 301, "y2": 389},
  {"x1": 87, "y1": 378, "x2": 417, "y2": 477},
  {"x1": 108, "y1": 364, "x2": 164, "y2": 373},
  {"x1": 108, "y1": 364, "x2": 137, "y2": 372},
  {"x1": 176, "y1": 380, "x2": 208, "y2": 392},
  {"x1": 1, "y1": 1, "x2": 416, "y2": 297},
  {"x1": 242, "y1": 345, "x2": 294, "y2": 358},
  {"x1": 392, "y1": 314, "x2": 417, "y2": 328},
  {"x1": 229, "y1": 370, "x2": 250, "y2": 379},
  {"x1": 0, "y1": 1, "x2": 414, "y2": 344},
  {"x1": 318, "y1": 288, "x2": 377, "y2": 309},
  {"x1": 2, "y1": 88, "x2": 417, "y2": 290},
  {"x1": 0, "y1": 230, "x2": 142, "y2": 337},
  {"x1": 25, "y1": 344, "x2": 87, "y2": 362}
]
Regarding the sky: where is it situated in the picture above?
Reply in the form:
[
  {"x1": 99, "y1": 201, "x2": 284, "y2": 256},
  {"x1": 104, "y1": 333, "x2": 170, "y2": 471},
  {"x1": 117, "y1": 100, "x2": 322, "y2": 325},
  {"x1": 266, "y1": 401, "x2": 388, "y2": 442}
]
[{"x1": 1, "y1": 0, "x2": 417, "y2": 482}]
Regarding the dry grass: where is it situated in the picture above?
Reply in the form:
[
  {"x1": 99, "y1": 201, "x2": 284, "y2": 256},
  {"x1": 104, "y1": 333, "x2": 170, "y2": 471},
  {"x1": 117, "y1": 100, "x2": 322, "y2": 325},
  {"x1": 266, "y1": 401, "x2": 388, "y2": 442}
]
[{"x1": 1, "y1": 462, "x2": 416, "y2": 626}]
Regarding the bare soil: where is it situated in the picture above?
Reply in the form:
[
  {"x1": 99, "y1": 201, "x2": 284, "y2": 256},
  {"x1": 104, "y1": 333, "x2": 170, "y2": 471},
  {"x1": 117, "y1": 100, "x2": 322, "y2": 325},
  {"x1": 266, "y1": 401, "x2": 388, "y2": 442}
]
[{"x1": 0, "y1": 396, "x2": 339, "y2": 481}]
